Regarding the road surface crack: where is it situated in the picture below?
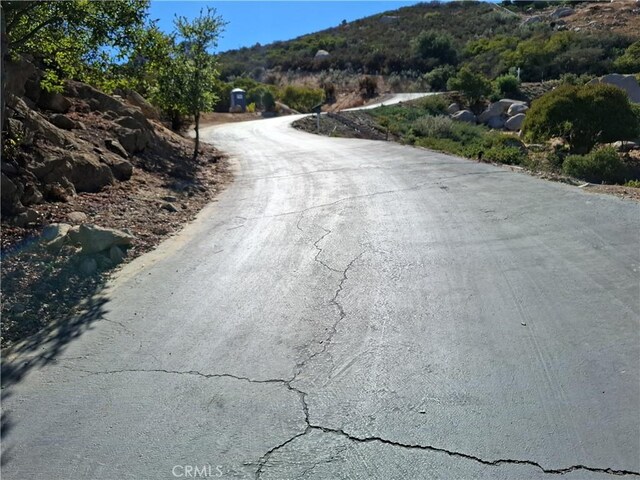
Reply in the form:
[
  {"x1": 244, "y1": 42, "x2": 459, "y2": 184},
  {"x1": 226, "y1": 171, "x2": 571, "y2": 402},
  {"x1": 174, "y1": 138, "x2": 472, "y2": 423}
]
[
  {"x1": 77, "y1": 369, "x2": 638, "y2": 477},
  {"x1": 292, "y1": 250, "x2": 365, "y2": 379},
  {"x1": 302, "y1": 425, "x2": 640, "y2": 477}
]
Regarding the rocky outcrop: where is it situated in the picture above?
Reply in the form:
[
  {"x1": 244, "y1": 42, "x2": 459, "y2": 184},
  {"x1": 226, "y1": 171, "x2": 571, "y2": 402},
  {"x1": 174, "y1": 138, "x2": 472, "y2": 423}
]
[
  {"x1": 448, "y1": 98, "x2": 529, "y2": 132},
  {"x1": 29, "y1": 152, "x2": 115, "y2": 193},
  {"x1": 117, "y1": 89, "x2": 160, "y2": 120},
  {"x1": 37, "y1": 91, "x2": 71, "y2": 113},
  {"x1": 49, "y1": 114, "x2": 78, "y2": 130},
  {"x1": 447, "y1": 103, "x2": 460, "y2": 114},
  {"x1": 550, "y1": 6, "x2": 573, "y2": 19},
  {"x1": 1, "y1": 173, "x2": 25, "y2": 215}
]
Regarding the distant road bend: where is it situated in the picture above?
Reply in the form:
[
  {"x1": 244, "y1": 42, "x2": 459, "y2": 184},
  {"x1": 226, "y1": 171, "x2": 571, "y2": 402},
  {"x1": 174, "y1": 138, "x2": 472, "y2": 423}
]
[{"x1": 2, "y1": 110, "x2": 639, "y2": 479}]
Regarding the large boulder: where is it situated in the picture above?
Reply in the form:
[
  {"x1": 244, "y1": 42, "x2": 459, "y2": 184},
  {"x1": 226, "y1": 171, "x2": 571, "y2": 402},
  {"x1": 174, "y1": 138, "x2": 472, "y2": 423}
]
[
  {"x1": 99, "y1": 154, "x2": 133, "y2": 181},
  {"x1": 478, "y1": 99, "x2": 520, "y2": 123},
  {"x1": 30, "y1": 152, "x2": 115, "y2": 193},
  {"x1": 13, "y1": 98, "x2": 72, "y2": 147},
  {"x1": 4, "y1": 57, "x2": 39, "y2": 101},
  {"x1": 116, "y1": 127, "x2": 150, "y2": 154},
  {"x1": 118, "y1": 90, "x2": 160, "y2": 120},
  {"x1": 77, "y1": 224, "x2": 134, "y2": 254},
  {"x1": 521, "y1": 16, "x2": 542, "y2": 26},
  {"x1": 507, "y1": 103, "x2": 528, "y2": 116},
  {"x1": 105, "y1": 139, "x2": 129, "y2": 159},
  {"x1": 37, "y1": 91, "x2": 72, "y2": 113},
  {"x1": 590, "y1": 74, "x2": 640, "y2": 103},
  {"x1": 486, "y1": 116, "x2": 505, "y2": 129},
  {"x1": 64, "y1": 80, "x2": 124, "y2": 112},
  {"x1": 48, "y1": 114, "x2": 77, "y2": 130},
  {"x1": 550, "y1": 6, "x2": 573, "y2": 19},
  {"x1": 447, "y1": 103, "x2": 460, "y2": 114},
  {"x1": 451, "y1": 110, "x2": 476, "y2": 123},
  {"x1": 1, "y1": 173, "x2": 26, "y2": 215},
  {"x1": 505, "y1": 113, "x2": 526, "y2": 131}
]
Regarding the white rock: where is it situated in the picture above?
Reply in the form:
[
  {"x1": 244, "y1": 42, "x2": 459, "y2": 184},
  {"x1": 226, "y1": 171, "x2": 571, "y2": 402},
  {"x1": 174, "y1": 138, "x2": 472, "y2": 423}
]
[
  {"x1": 507, "y1": 103, "x2": 528, "y2": 116},
  {"x1": 451, "y1": 110, "x2": 476, "y2": 123},
  {"x1": 447, "y1": 103, "x2": 460, "y2": 114},
  {"x1": 505, "y1": 114, "x2": 526, "y2": 131},
  {"x1": 78, "y1": 224, "x2": 134, "y2": 254}
]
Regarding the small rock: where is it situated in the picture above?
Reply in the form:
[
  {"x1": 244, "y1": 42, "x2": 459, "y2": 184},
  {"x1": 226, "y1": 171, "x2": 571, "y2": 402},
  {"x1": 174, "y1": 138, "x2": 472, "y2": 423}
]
[
  {"x1": 79, "y1": 257, "x2": 98, "y2": 275},
  {"x1": 105, "y1": 138, "x2": 129, "y2": 159},
  {"x1": 42, "y1": 223, "x2": 72, "y2": 251},
  {"x1": 13, "y1": 208, "x2": 39, "y2": 227},
  {"x1": 42, "y1": 223, "x2": 72, "y2": 242},
  {"x1": 78, "y1": 224, "x2": 135, "y2": 254},
  {"x1": 68, "y1": 211, "x2": 88, "y2": 223},
  {"x1": 109, "y1": 245, "x2": 125, "y2": 264},
  {"x1": 21, "y1": 184, "x2": 43, "y2": 205},
  {"x1": 161, "y1": 202, "x2": 179, "y2": 213},
  {"x1": 67, "y1": 225, "x2": 81, "y2": 245},
  {"x1": 162, "y1": 195, "x2": 178, "y2": 202}
]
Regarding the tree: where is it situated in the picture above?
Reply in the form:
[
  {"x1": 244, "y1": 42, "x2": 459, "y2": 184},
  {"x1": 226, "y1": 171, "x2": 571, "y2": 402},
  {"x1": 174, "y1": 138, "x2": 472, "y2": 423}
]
[
  {"x1": 155, "y1": 8, "x2": 226, "y2": 161},
  {"x1": 424, "y1": 65, "x2": 456, "y2": 91},
  {"x1": 412, "y1": 30, "x2": 458, "y2": 66},
  {"x1": 1, "y1": 0, "x2": 148, "y2": 149},
  {"x1": 522, "y1": 83, "x2": 640, "y2": 154},
  {"x1": 614, "y1": 41, "x2": 640, "y2": 74},
  {"x1": 446, "y1": 67, "x2": 492, "y2": 104},
  {"x1": 359, "y1": 76, "x2": 378, "y2": 98}
]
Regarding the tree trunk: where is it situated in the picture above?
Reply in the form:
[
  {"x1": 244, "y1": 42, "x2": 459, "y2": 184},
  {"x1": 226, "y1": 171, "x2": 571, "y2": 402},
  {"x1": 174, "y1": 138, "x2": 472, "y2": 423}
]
[
  {"x1": 192, "y1": 111, "x2": 200, "y2": 162},
  {"x1": 1, "y1": 3, "x2": 8, "y2": 141}
]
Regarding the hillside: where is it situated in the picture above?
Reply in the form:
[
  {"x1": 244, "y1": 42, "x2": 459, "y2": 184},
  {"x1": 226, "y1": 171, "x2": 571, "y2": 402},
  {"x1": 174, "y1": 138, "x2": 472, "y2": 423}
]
[{"x1": 219, "y1": 0, "x2": 640, "y2": 83}]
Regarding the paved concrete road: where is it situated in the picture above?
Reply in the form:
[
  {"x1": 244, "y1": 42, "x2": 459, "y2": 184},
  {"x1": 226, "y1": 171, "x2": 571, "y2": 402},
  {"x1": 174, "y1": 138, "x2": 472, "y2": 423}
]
[
  {"x1": 2, "y1": 115, "x2": 639, "y2": 479},
  {"x1": 343, "y1": 92, "x2": 435, "y2": 111}
]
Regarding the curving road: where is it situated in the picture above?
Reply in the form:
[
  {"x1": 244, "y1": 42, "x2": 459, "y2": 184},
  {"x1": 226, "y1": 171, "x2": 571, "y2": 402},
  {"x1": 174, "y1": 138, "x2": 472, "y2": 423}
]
[{"x1": 2, "y1": 115, "x2": 639, "y2": 479}]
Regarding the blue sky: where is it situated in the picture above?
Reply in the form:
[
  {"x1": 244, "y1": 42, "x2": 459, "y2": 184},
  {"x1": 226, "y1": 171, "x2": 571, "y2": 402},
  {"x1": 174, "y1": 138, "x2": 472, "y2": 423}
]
[{"x1": 148, "y1": 1, "x2": 422, "y2": 53}]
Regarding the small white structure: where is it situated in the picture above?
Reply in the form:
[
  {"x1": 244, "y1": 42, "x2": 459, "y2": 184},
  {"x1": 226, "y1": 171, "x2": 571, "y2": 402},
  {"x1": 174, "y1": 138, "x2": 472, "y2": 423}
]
[
  {"x1": 315, "y1": 49, "x2": 330, "y2": 58},
  {"x1": 230, "y1": 88, "x2": 246, "y2": 113}
]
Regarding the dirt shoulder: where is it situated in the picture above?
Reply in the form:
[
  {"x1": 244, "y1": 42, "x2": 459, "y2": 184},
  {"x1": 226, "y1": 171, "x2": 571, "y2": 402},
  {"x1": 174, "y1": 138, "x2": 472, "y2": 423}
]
[{"x1": 1, "y1": 81, "x2": 232, "y2": 348}]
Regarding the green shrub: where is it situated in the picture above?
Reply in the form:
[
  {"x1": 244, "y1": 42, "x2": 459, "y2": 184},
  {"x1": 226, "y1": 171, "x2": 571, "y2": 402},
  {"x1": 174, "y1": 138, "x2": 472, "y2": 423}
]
[
  {"x1": 279, "y1": 85, "x2": 324, "y2": 112},
  {"x1": 424, "y1": 65, "x2": 456, "y2": 91},
  {"x1": 493, "y1": 74, "x2": 520, "y2": 97},
  {"x1": 418, "y1": 95, "x2": 449, "y2": 115},
  {"x1": 522, "y1": 83, "x2": 640, "y2": 154},
  {"x1": 359, "y1": 76, "x2": 378, "y2": 98},
  {"x1": 483, "y1": 146, "x2": 525, "y2": 165},
  {"x1": 562, "y1": 147, "x2": 629, "y2": 184},
  {"x1": 625, "y1": 180, "x2": 640, "y2": 188},
  {"x1": 412, "y1": 30, "x2": 458, "y2": 65},
  {"x1": 447, "y1": 67, "x2": 492, "y2": 104},
  {"x1": 412, "y1": 115, "x2": 454, "y2": 138},
  {"x1": 613, "y1": 41, "x2": 640, "y2": 74}
]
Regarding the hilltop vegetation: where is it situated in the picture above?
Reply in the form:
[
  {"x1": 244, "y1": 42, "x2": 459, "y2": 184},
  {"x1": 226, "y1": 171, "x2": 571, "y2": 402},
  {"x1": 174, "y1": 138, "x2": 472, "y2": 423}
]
[{"x1": 219, "y1": 1, "x2": 639, "y2": 86}]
